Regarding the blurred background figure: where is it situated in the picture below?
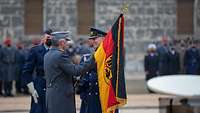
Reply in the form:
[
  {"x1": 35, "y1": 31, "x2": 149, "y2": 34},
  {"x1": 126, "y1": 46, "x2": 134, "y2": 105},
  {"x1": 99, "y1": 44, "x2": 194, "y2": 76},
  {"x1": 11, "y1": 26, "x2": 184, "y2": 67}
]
[
  {"x1": 157, "y1": 36, "x2": 170, "y2": 76},
  {"x1": 0, "y1": 44, "x2": 3, "y2": 96},
  {"x1": 168, "y1": 47, "x2": 180, "y2": 75},
  {"x1": 1, "y1": 37, "x2": 18, "y2": 97},
  {"x1": 184, "y1": 41, "x2": 200, "y2": 75},
  {"x1": 176, "y1": 40, "x2": 187, "y2": 74},
  {"x1": 144, "y1": 44, "x2": 159, "y2": 82},
  {"x1": 15, "y1": 42, "x2": 26, "y2": 94}
]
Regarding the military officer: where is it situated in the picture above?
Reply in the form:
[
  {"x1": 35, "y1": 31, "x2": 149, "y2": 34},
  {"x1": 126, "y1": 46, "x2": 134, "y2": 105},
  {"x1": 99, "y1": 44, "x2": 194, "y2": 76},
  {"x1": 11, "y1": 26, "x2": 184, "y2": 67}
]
[
  {"x1": 44, "y1": 31, "x2": 95, "y2": 113},
  {"x1": 77, "y1": 28, "x2": 118, "y2": 113},
  {"x1": 22, "y1": 29, "x2": 52, "y2": 113}
]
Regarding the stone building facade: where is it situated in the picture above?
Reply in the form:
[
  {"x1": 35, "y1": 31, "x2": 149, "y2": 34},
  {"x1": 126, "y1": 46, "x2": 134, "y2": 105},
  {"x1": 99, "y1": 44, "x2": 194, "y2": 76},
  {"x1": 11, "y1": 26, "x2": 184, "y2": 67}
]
[{"x1": 0, "y1": 0, "x2": 199, "y2": 73}]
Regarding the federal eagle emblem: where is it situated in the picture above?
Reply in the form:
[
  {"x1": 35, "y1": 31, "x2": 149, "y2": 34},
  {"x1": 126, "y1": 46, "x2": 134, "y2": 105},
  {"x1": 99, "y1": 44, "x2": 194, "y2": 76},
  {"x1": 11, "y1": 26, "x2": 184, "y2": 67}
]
[{"x1": 104, "y1": 56, "x2": 112, "y2": 84}]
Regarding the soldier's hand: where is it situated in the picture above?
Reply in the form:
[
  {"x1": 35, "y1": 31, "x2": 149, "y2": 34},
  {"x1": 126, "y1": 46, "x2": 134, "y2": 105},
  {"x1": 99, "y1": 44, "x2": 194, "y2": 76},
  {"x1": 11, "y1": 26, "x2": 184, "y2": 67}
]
[
  {"x1": 27, "y1": 82, "x2": 39, "y2": 103},
  {"x1": 32, "y1": 90, "x2": 39, "y2": 103}
]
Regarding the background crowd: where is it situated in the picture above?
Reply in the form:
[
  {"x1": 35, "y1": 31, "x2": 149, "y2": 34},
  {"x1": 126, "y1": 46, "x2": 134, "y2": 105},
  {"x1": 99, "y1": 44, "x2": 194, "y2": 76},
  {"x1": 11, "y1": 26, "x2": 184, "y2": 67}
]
[{"x1": 144, "y1": 37, "x2": 200, "y2": 82}]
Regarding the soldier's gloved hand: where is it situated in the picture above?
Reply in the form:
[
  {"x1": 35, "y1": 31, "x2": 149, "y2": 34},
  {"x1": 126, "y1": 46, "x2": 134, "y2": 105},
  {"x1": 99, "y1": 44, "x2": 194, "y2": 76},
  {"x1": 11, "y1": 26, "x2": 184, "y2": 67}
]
[{"x1": 27, "y1": 82, "x2": 39, "y2": 103}]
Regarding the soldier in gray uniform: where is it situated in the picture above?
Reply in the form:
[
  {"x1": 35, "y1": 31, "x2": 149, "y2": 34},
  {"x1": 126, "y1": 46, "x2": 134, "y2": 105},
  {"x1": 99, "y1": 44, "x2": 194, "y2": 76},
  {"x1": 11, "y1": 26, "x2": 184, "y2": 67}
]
[
  {"x1": 0, "y1": 44, "x2": 3, "y2": 95},
  {"x1": 44, "y1": 31, "x2": 96, "y2": 113},
  {"x1": 1, "y1": 38, "x2": 17, "y2": 96}
]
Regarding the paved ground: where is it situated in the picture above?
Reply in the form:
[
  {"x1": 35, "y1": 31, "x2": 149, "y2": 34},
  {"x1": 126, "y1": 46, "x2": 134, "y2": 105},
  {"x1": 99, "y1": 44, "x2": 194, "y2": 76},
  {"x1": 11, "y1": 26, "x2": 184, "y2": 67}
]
[{"x1": 0, "y1": 94, "x2": 174, "y2": 113}]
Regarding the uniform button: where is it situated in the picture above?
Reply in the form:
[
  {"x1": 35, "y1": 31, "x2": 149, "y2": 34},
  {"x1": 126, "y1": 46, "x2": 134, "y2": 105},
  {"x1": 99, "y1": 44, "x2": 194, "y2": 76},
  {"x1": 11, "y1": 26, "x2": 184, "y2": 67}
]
[
  {"x1": 43, "y1": 88, "x2": 46, "y2": 91},
  {"x1": 49, "y1": 83, "x2": 52, "y2": 87},
  {"x1": 89, "y1": 93, "x2": 91, "y2": 95},
  {"x1": 95, "y1": 92, "x2": 98, "y2": 95},
  {"x1": 89, "y1": 83, "x2": 91, "y2": 86},
  {"x1": 86, "y1": 72, "x2": 88, "y2": 74},
  {"x1": 89, "y1": 73, "x2": 92, "y2": 76},
  {"x1": 95, "y1": 82, "x2": 98, "y2": 85}
]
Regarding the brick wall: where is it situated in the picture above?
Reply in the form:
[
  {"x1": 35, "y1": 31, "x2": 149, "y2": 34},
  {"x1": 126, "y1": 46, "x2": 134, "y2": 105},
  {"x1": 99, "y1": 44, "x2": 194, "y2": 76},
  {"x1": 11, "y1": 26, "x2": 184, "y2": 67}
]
[
  {"x1": 44, "y1": 0, "x2": 77, "y2": 39},
  {"x1": 0, "y1": 0, "x2": 24, "y2": 41},
  {"x1": 2, "y1": 0, "x2": 200, "y2": 73}
]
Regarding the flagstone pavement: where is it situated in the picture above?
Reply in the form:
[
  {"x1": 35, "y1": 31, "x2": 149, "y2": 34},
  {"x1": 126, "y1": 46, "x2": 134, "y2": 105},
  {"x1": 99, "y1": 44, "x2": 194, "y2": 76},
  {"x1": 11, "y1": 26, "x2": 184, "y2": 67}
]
[{"x1": 0, "y1": 94, "x2": 176, "y2": 113}]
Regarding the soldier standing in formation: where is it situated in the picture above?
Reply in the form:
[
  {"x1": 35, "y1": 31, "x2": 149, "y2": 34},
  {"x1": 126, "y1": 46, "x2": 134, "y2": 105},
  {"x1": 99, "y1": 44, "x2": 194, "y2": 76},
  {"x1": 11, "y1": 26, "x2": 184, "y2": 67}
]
[
  {"x1": 0, "y1": 44, "x2": 2, "y2": 95},
  {"x1": 1, "y1": 37, "x2": 18, "y2": 97}
]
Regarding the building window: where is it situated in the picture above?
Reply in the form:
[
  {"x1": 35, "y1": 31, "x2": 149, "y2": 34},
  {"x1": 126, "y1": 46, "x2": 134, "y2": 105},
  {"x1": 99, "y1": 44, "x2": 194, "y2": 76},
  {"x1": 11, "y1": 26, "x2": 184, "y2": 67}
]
[
  {"x1": 177, "y1": 0, "x2": 194, "y2": 34},
  {"x1": 24, "y1": 0, "x2": 43, "y2": 35},
  {"x1": 77, "y1": 0, "x2": 95, "y2": 35}
]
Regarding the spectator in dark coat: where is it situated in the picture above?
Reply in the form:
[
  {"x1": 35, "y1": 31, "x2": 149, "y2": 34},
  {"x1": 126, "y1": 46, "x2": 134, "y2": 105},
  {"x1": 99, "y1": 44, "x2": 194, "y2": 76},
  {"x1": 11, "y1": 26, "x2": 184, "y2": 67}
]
[
  {"x1": 184, "y1": 42, "x2": 200, "y2": 74},
  {"x1": 144, "y1": 44, "x2": 159, "y2": 81},
  {"x1": 157, "y1": 37, "x2": 170, "y2": 75},
  {"x1": 168, "y1": 47, "x2": 180, "y2": 75}
]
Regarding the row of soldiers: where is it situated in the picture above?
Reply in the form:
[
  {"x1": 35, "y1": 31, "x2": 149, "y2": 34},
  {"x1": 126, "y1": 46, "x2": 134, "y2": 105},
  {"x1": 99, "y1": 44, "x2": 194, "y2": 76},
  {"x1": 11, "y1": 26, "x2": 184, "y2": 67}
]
[
  {"x1": 144, "y1": 37, "x2": 200, "y2": 82},
  {"x1": 0, "y1": 38, "x2": 28, "y2": 96}
]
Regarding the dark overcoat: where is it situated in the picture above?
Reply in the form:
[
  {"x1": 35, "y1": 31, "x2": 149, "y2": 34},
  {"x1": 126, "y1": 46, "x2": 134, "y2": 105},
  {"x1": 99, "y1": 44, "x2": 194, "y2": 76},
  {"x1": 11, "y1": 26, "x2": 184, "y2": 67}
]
[
  {"x1": 184, "y1": 47, "x2": 200, "y2": 74},
  {"x1": 157, "y1": 45, "x2": 170, "y2": 75},
  {"x1": 168, "y1": 51, "x2": 180, "y2": 75},
  {"x1": 22, "y1": 44, "x2": 48, "y2": 113},
  {"x1": 144, "y1": 53, "x2": 159, "y2": 81}
]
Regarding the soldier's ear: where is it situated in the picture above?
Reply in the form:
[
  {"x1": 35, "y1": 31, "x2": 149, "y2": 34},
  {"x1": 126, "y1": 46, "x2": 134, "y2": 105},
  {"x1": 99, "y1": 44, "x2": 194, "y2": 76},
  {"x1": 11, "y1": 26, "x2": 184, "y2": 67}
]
[{"x1": 58, "y1": 39, "x2": 66, "y2": 46}]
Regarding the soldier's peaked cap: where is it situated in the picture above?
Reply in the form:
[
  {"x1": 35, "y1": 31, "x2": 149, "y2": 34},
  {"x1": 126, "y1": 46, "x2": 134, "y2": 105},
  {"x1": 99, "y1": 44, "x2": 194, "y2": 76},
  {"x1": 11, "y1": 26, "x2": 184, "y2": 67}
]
[
  {"x1": 89, "y1": 27, "x2": 107, "y2": 39},
  {"x1": 44, "y1": 28, "x2": 53, "y2": 35},
  {"x1": 51, "y1": 31, "x2": 71, "y2": 41}
]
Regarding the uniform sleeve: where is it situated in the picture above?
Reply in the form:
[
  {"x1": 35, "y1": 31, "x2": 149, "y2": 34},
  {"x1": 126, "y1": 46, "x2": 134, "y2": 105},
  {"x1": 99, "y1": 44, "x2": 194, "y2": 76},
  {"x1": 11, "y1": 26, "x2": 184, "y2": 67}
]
[
  {"x1": 144, "y1": 55, "x2": 148, "y2": 72},
  {"x1": 21, "y1": 48, "x2": 36, "y2": 86},
  {"x1": 184, "y1": 50, "x2": 188, "y2": 67},
  {"x1": 58, "y1": 53, "x2": 96, "y2": 77},
  {"x1": 75, "y1": 56, "x2": 90, "y2": 94}
]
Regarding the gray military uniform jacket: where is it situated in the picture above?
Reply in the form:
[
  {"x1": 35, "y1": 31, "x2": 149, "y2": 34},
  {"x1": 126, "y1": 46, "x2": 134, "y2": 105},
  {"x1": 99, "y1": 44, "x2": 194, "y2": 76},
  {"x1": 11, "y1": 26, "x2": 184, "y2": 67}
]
[
  {"x1": 1, "y1": 46, "x2": 17, "y2": 81},
  {"x1": 44, "y1": 47, "x2": 95, "y2": 113}
]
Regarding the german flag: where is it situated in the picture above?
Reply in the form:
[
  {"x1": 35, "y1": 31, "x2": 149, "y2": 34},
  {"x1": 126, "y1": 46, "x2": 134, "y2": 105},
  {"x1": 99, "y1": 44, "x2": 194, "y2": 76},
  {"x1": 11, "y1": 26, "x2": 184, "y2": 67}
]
[{"x1": 94, "y1": 14, "x2": 127, "y2": 113}]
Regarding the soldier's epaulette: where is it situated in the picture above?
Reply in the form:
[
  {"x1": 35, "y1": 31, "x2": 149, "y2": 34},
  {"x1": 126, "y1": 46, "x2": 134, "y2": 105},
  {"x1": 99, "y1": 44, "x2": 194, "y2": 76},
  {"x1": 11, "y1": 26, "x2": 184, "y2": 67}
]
[
  {"x1": 60, "y1": 52, "x2": 69, "y2": 58},
  {"x1": 31, "y1": 44, "x2": 40, "y2": 49},
  {"x1": 58, "y1": 49, "x2": 65, "y2": 53}
]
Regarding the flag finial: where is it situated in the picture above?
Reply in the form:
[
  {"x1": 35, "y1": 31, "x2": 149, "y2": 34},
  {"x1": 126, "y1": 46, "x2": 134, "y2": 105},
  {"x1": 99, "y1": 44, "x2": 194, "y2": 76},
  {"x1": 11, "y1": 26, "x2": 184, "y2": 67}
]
[{"x1": 121, "y1": 3, "x2": 129, "y2": 14}]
